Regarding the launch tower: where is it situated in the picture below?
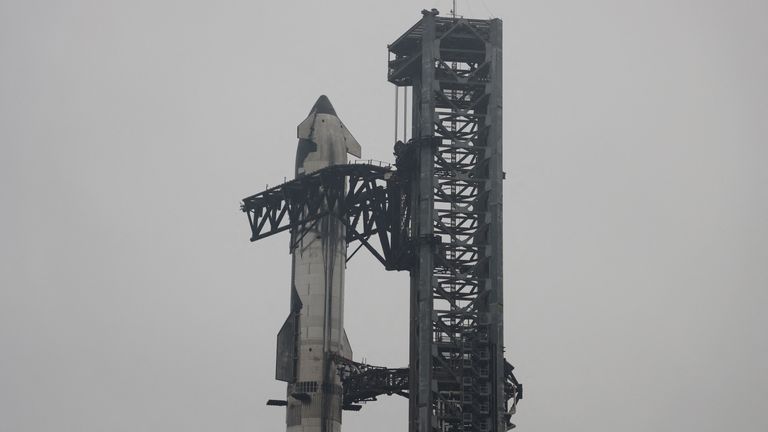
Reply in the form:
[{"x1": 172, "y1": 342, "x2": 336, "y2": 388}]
[{"x1": 388, "y1": 10, "x2": 509, "y2": 432}]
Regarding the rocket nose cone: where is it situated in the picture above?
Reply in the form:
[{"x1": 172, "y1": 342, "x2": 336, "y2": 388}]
[{"x1": 310, "y1": 95, "x2": 337, "y2": 116}]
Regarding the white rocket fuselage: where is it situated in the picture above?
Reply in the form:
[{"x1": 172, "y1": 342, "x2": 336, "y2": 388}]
[{"x1": 280, "y1": 96, "x2": 360, "y2": 432}]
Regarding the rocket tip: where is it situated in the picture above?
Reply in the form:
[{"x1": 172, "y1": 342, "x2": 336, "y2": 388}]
[{"x1": 311, "y1": 95, "x2": 337, "y2": 116}]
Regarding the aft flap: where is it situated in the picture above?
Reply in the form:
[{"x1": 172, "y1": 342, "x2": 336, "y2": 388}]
[
  {"x1": 340, "y1": 328, "x2": 353, "y2": 360},
  {"x1": 275, "y1": 314, "x2": 296, "y2": 382}
]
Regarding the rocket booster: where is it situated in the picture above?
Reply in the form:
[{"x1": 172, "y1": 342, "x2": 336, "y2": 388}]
[{"x1": 276, "y1": 96, "x2": 359, "y2": 432}]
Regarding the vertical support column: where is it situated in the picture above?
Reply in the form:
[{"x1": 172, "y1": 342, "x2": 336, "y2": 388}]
[
  {"x1": 413, "y1": 11, "x2": 437, "y2": 432},
  {"x1": 485, "y1": 18, "x2": 505, "y2": 432}
]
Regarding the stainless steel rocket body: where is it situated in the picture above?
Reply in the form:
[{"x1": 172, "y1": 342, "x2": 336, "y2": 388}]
[{"x1": 276, "y1": 96, "x2": 360, "y2": 432}]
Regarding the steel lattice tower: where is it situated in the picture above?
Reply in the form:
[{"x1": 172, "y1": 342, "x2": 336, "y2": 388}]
[{"x1": 388, "y1": 10, "x2": 507, "y2": 432}]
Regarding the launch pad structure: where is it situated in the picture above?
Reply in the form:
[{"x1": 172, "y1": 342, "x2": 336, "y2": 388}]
[{"x1": 241, "y1": 10, "x2": 522, "y2": 432}]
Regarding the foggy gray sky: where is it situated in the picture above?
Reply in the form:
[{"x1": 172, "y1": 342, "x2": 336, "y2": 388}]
[{"x1": 1, "y1": 1, "x2": 766, "y2": 431}]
